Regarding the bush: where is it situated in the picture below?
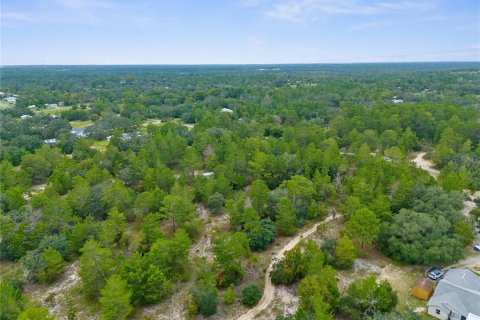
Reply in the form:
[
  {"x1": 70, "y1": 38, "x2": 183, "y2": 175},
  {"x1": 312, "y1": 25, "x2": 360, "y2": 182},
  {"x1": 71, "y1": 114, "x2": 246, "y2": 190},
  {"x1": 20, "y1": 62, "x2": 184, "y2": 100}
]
[
  {"x1": 207, "y1": 192, "x2": 225, "y2": 214},
  {"x1": 21, "y1": 248, "x2": 65, "y2": 283},
  {"x1": 248, "y1": 220, "x2": 276, "y2": 251},
  {"x1": 99, "y1": 275, "x2": 133, "y2": 320},
  {"x1": 241, "y1": 285, "x2": 262, "y2": 307},
  {"x1": 340, "y1": 275, "x2": 397, "y2": 318},
  {"x1": 38, "y1": 248, "x2": 65, "y2": 283},
  {"x1": 17, "y1": 305, "x2": 54, "y2": 320},
  {"x1": 270, "y1": 246, "x2": 307, "y2": 285},
  {"x1": 335, "y1": 236, "x2": 356, "y2": 269},
  {"x1": 453, "y1": 221, "x2": 474, "y2": 245},
  {"x1": 192, "y1": 283, "x2": 218, "y2": 317},
  {"x1": 223, "y1": 285, "x2": 236, "y2": 305}
]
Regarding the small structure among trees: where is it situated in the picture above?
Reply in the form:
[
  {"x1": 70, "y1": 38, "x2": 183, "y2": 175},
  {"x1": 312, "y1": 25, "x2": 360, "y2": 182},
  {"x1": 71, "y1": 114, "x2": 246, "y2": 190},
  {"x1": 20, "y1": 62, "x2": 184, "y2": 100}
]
[{"x1": 411, "y1": 277, "x2": 434, "y2": 300}]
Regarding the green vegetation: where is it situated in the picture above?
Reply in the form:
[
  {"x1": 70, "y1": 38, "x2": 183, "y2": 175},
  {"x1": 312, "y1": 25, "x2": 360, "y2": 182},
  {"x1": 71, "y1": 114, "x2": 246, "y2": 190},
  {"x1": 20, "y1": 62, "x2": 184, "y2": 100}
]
[
  {"x1": 0, "y1": 63, "x2": 479, "y2": 319},
  {"x1": 241, "y1": 284, "x2": 262, "y2": 307},
  {"x1": 340, "y1": 275, "x2": 398, "y2": 319}
]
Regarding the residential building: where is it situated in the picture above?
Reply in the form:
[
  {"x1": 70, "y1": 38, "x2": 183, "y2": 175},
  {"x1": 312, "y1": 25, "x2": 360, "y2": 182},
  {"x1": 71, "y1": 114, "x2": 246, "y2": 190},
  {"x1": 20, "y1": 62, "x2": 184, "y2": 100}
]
[{"x1": 427, "y1": 269, "x2": 480, "y2": 320}]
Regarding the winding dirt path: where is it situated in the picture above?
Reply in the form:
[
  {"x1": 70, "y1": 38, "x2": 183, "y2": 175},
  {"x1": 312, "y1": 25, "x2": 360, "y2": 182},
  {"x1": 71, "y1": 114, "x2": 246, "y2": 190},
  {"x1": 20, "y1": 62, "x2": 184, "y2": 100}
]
[
  {"x1": 412, "y1": 152, "x2": 439, "y2": 178},
  {"x1": 236, "y1": 216, "x2": 335, "y2": 320},
  {"x1": 411, "y1": 152, "x2": 479, "y2": 216}
]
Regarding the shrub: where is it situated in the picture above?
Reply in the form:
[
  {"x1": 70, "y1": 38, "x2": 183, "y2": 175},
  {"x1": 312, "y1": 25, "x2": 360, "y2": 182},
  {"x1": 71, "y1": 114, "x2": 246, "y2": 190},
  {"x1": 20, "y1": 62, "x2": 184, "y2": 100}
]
[
  {"x1": 335, "y1": 236, "x2": 356, "y2": 269},
  {"x1": 248, "y1": 220, "x2": 276, "y2": 251},
  {"x1": 270, "y1": 246, "x2": 307, "y2": 285},
  {"x1": 223, "y1": 285, "x2": 236, "y2": 305},
  {"x1": 207, "y1": 192, "x2": 225, "y2": 214},
  {"x1": 192, "y1": 283, "x2": 218, "y2": 317},
  {"x1": 241, "y1": 285, "x2": 262, "y2": 307},
  {"x1": 340, "y1": 275, "x2": 397, "y2": 318}
]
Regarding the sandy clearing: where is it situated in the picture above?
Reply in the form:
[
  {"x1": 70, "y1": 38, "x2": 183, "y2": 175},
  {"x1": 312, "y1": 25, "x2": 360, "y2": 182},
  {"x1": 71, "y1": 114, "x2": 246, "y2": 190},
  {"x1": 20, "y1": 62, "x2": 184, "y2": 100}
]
[
  {"x1": 412, "y1": 152, "x2": 439, "y2": 178},
  {"x1": 236, "y1": 215, "x2": 335, "y2": 320},
  {"x1": 449, "y1": 255, "x2": 480, "y2": 271},
  {"x1": 25, "y1": 261, "x2": 94, "y2": 320}
]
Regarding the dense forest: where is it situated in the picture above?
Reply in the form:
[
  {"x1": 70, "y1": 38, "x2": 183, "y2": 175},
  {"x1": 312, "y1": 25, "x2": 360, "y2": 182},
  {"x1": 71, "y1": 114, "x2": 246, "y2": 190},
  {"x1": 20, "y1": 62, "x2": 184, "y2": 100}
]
[{"x1": 1, "y1": 62, "x2": 479, "y2": 320}]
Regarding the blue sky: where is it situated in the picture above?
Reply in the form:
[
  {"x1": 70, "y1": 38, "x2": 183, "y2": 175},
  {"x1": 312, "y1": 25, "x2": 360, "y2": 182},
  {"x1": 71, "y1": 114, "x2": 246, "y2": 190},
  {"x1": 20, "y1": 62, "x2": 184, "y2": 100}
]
[{"x1": 1, "y1": 0, "x2": 479, "y2": 64}]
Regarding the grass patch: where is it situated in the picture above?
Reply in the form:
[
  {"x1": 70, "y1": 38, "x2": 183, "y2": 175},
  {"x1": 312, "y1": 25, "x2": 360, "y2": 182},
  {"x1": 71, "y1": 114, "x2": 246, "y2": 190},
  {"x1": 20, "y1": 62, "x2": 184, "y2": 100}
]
[
  {"x1": 70, "y1": 120, "x2": 93, "y2": 128},
  {"x1": 90, "y1": 140, "x2": 109, "y2": 152},
  {"x1": 0, "y1": 102, "x2": 12, "y2": 110},
  {"x1": 141, "y1": 119, "x2": 162, "y2": 127},
  {"x1": 35, "y1": 106, "x2": 72, "y2": 115}
]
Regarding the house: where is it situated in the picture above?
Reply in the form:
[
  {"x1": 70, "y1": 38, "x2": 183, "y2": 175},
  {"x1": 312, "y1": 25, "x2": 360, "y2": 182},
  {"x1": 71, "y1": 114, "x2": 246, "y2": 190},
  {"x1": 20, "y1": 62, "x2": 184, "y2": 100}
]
[
  {"x1": 27, "y1": 105, "x2": 36, "y2": 109},
  {"x1": 392, "y1": 96, "x2": 404, "y2": 104},
  {"x1": 5, "y1": 97, "x2": 17, "y2": 104},
  {"x1": 121, "y1": 133, "x2": 131, "y2": 141},
  {"x1": 20, "y1": 114, "x2": 32, "y2": 119},
  {"x1": 427, "y1": 269, "x2": 480, "y2": 320},
  {"x1": 70, "y1": 127, "x2": 88, "y2": 138},
  {"x1": 467, "y1": 314, "x2": 480, "y2": 320},
  {"x1": 221, "y1": 108, "x2": 234, "y2": 113},
  {"x1": 44, "y1": 138, "x2": 58, "y2": 145},
  {"x1": 412, "y1": 277, "x2": 435, "y2": 300}
]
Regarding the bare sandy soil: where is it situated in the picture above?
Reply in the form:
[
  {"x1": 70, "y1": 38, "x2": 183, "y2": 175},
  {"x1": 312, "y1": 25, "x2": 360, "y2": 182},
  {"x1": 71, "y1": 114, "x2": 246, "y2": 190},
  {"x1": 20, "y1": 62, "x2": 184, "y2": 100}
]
[
  {"x1": 22, "y1": 183, "x2": 47, "y2": 200},
  {"x1": 411, "y1": 152, "x2": 439, "y2": 178},
  {"x1": 25, "y1": 261, "x2": 100, "y2": 320}
]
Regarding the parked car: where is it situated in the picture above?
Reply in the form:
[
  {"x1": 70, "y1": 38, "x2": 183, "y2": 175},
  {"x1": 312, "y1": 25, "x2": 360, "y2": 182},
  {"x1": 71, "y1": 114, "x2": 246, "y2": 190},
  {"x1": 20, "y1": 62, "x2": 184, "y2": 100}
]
[
  {"x1": 426, "y1": 267, "x2": 444, "y2": 281},
  {"x1": 474, "y1": 243, "x2": 480, "y2": 252}
]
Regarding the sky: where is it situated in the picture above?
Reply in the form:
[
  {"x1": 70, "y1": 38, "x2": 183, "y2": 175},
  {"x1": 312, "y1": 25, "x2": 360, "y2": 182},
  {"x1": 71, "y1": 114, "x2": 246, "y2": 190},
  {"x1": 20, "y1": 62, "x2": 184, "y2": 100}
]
[{"x1": 1, "y1": 0, "x2": 479, "y2": 65}]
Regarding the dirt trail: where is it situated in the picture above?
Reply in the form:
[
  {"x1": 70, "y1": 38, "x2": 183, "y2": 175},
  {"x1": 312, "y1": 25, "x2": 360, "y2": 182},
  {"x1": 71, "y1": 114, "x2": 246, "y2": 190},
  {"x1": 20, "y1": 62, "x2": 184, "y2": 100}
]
[
  {"x1": 412, "y1": 152, "x2": 439, "y2": 178},
  {"x1": 412, "y1": 152, "x2": 479, "y2": 216},
  {"x1": 449, "y1": 255, "x2": 480, "y2": 271},
  {"x1": 236, "y1": 216, "x2": 335, "y2": 320}
]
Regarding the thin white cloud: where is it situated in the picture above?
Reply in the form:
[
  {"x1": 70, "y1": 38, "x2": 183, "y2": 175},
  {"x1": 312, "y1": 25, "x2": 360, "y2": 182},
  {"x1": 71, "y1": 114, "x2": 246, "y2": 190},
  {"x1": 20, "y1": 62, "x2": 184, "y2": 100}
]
[
  {"x1": 54, "y1": 0, "x2": 121, "y2": 10},
  {"x1": 1, "y1": 0, "x2": 148, "y2": 27},
  {"x1": 262, "y1": 0, "x2": 433, "y2": 22}
]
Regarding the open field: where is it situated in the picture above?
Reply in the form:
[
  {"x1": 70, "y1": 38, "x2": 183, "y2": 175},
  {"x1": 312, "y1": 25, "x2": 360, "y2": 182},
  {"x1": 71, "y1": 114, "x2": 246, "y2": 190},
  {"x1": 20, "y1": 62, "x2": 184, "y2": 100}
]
[
  {"x1": 0, "y1": 101, "x2": 13, "y2": 110},
  {"x1": 90, "y1": 140, "x2": 109, "y2": 152},
  {"x1": 70, "y1": 120, "x2": 93, "y2": 128},
  {"x1": 35, "y1": 106, "x2": 72, "y2": 115}
]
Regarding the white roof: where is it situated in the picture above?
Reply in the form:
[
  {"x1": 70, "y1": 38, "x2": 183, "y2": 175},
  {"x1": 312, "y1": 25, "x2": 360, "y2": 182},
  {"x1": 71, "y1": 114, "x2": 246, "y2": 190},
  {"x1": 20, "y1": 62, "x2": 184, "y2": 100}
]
[
  {"x1": 221, "y1": 108, "x2": 234, "y2": 113},
  {"x1": 467, "y1": 314, "x2": 480, "y2": 320}
]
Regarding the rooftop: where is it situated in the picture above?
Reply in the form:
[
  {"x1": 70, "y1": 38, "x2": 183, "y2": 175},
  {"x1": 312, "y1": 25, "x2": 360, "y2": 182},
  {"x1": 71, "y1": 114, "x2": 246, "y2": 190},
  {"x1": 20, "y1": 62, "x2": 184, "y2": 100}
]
[{"x1": 428, "y1": 269, "x2": 480, "y2": 316}]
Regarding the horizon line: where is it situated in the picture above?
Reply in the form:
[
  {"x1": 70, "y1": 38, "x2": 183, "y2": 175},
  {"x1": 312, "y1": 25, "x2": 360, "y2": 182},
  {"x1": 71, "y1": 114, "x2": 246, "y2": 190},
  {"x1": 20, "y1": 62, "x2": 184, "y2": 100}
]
[{"x1": 2, "y1": 60, "x2": 480, "y2": 67}]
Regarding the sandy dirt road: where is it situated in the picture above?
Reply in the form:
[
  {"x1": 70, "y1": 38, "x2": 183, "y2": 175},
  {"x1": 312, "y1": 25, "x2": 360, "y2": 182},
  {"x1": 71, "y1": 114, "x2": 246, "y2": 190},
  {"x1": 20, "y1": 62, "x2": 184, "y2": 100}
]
[
  {"x1": 412, "y1": 152, "x2": 479, "y2": 216},
  {"x1": 412, "y1": 152, "x2": 440, "y2": 178},
  {"x1": 236, "y1": 216, "x2": 335, "y2": 320}
]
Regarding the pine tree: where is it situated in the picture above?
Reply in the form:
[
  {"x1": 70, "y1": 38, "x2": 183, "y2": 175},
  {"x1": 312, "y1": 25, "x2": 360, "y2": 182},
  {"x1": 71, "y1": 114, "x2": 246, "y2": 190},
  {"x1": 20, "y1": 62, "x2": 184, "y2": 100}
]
[{"x1": 100, "y1": 275, "x2": 133, "y2": 320}]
